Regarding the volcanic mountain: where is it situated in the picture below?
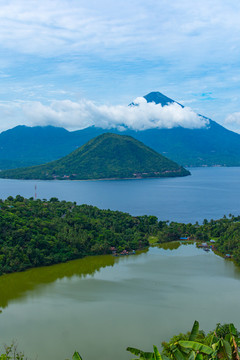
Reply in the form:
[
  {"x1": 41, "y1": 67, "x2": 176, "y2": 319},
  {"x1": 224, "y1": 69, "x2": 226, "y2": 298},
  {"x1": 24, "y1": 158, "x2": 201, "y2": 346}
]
[
  {"x1": 1, "y1": 92, "x2": 240, "y2": 168},
  {"x1": 0, "y1": 133, "x2": 190, "y2": 180}
]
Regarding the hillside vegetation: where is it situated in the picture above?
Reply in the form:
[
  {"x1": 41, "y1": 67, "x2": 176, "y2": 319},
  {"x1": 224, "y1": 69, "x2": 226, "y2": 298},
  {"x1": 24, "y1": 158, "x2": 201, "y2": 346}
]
[
  {"x1": 0, "y1": 196, "x2": 157, "y2": 275},
  {"x1": 1, "y1": 197, "x2": 240, "y2": 276},
  {"x1": 0, "y1": 133, "x2": 190, "y2": 180}
]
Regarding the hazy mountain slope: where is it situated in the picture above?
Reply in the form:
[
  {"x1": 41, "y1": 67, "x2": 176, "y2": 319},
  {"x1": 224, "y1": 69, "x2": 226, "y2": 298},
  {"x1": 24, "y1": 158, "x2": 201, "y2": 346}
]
[
  {"x1": 0, "y1": 133, "x2": 190, "y2": 180},
  {"x1": 1, "y1": 92, "x2": 240, "y2": 168},
  {"x1": 0, "y1": 126, "x2": 72, "y2": 168}
]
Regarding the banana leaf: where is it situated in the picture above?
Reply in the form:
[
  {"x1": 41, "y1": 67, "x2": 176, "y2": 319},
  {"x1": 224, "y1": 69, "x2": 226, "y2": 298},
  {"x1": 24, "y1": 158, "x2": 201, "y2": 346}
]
[
  {"x1": 195, "y1": 354, "x2": 203, "y2": 360},
  {"x1": 72, "y1": 352, "x2": 83, "y2": 360},
  {"x1": 188, "y1": 350, "x2": 196, "y2": 360},
  {"x1": 153, "y1": 345, "x2": 163, "y2": 360},
  {"x1": 229, "y1": 324, "x2": 238, "y2": 336},
  {"x1": 221, "y1": 339, "x2": 232, "y2": 360},
  {"x1": 188, "y1": 351, "x2": 203, "y2": 360},
  {"x1": 171, "y1": 346, "x2": 187, "y2": 360},
  {"x1": 126, "y1": 347, "x2": 154, "y2": 359},
  {"x1": 178, "y1": 341, "x2": 213, "y2": 355},
  {"x1": 189, "y1": 321, "x2": 199, "y2": 341}
]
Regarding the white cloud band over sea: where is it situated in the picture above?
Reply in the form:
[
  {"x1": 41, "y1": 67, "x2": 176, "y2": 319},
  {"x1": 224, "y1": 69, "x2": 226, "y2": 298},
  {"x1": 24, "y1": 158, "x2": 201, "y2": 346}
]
[{"x1": 0, "y1": 97, "x2": 208, "y2": 133}]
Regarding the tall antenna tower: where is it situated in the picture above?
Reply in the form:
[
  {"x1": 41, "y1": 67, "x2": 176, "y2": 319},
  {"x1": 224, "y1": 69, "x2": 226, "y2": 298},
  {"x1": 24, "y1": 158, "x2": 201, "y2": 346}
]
[{"x1": 35, "y1": 185, "x2": 37, "y2": 200}]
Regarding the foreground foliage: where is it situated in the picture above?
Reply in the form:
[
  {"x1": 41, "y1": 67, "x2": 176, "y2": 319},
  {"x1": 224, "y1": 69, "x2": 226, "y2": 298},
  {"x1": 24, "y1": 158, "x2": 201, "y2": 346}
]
[
  {"x1": 0, "y1": 345, "x2": 82, "y2": 360},
  {"x1": 1, "y1": 322, "x2": 239, "y2": 359},
  {"x1": 127, "y1": 321, "x2": 240, "y2": 360},
  {"x1": 0, "y1": 344, "x2": 24, "y2": 360}
]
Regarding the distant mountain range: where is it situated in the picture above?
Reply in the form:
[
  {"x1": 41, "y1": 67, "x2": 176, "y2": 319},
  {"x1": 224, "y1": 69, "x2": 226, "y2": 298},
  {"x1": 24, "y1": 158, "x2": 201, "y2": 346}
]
[
  {"x1": 0, "y1": 133, "x2": 190, "y2": 180},
  {"x1": 1, "y1": 91, "x2": 240, "y2": 169}
]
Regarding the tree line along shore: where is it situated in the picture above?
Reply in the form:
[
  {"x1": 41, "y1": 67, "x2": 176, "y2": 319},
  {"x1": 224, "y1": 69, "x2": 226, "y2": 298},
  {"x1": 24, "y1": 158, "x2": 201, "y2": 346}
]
[{"x1": 0, "y1": 196, "x2": 240, "y2": 276}]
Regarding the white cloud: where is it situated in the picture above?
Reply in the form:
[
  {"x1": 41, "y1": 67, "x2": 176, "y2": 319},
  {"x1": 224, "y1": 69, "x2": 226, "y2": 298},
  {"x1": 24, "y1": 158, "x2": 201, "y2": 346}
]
[
  {"x1": 225, "y1": 112, "x2": 240, "y2": 124},
  {"x1": 0, "y1": 97, "x2": 208, "y2": 133},
  {"x1": 0, "y1": 0, "x2": 239, "y2": 63},
  {"x1": 224, "y1": 112, "x2": 240, "y2": 133},
  {"x1": 0, "y1": 0, "x2": 239, "y2": 128}
]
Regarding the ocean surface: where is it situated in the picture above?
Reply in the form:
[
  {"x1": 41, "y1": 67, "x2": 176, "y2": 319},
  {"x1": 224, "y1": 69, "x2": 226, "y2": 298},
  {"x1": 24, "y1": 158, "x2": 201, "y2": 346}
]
[{"x1": 0, "y1": 167, "x2": 240, "y2": 222}]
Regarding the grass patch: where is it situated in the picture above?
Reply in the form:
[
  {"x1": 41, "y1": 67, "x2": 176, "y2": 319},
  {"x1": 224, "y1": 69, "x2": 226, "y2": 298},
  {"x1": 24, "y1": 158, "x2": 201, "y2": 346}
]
[{"x1": 148, "y1": 236, "x2": 158, "y2": 245}]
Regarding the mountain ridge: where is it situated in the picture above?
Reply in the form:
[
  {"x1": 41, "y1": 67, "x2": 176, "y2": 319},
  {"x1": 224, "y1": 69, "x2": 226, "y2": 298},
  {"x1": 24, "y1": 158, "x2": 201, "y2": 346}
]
[{"x1": 1, "y1": 92, "x2": 240, "y2": 168}]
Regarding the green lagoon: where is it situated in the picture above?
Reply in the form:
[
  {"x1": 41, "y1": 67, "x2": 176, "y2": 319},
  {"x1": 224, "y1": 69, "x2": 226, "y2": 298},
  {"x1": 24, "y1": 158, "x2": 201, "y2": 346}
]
[{"x1": 1, "y1": 243, "x2": 240, "y2": 360}]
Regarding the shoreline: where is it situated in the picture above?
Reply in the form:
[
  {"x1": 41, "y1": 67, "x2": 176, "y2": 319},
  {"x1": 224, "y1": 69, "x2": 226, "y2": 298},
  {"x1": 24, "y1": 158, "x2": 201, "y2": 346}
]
[{"x1": 0, "y1": 172, "x2": 191, "y2": 182}]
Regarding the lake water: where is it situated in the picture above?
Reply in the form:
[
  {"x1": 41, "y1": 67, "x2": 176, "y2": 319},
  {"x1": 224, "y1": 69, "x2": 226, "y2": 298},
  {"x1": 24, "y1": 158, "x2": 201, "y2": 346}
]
[
  {"x1": 1, "y1": 167, "x2": 240, "y2": 223},
  {"x1": 1, "y1": 244, "x2": 240, "y2": 360}
]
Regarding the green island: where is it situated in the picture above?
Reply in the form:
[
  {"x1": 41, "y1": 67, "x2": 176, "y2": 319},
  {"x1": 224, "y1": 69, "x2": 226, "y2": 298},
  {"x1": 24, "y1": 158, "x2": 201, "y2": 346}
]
[
  {"x1": 1, "y1": 321, "x2": 240, "y2": 359},
  {"x1": 0, "y1": 196, "x2": 240, "y2": 276},
  {"x1": 0, "y1": 133, "x2": 190, "y2": 180}
]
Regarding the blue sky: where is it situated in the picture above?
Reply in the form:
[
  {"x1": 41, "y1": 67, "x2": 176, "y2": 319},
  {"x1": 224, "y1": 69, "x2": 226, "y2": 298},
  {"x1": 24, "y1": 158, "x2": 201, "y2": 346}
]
[{"x1": 0, "y1": 0, "x2": 240, "y2": 132}]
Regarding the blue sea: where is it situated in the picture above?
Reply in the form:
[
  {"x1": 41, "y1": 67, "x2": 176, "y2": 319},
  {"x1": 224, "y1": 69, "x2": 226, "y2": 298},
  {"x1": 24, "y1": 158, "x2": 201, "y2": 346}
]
[{"x1": 0, "y1": 167, "x2": 240, "y2": 223}]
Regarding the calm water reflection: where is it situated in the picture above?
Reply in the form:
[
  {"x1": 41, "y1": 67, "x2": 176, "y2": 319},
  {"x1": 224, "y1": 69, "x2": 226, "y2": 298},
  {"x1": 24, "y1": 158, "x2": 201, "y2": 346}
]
[
  {"x1": 0, "y1": 255, "x2": 118, "y2": 309},
  {"x1": 1, "y1": 244, "x2": 240, "y2": 360}
]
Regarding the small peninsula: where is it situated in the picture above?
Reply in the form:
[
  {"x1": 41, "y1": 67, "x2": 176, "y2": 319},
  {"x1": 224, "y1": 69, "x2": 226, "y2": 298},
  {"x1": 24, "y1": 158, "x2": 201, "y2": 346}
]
[
  {"x1": 0, "y1": 133, "x2": 190, "y2": 180},
  {"x1": 1, "y1": 196, "x2": 240, "y2": 276}
]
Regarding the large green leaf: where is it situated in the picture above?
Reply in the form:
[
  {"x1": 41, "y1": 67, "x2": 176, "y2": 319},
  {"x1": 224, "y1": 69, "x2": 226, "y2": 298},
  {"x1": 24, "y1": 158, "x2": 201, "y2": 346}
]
[
  {"x1": 126, "y1": 347, "x2": 154, "y2": 359},
  {"x1": 189, "y1": 321, "x2": 199, "y2": 341},
  {"x1": 229, "y1": 324, "x2": 238, "y2": 336},
  {"x1": 188, "y1": 352, "x2": 203, "y2": 360},
  {"x1": 194, "y1": 354, "x2": 203, "y2": 360},
  {"x1": 171, "y1": 346, "x2": 187, "y2": 360},
  {"x1": 153, "y1": 345, "x2": 163, "y2": 360},
  {"x1": 208, "y1": 333, "x2": 218, "y2": 347},
  {"x1": 127, "y1": 347, "x2": 142, "y2": 356},
  {"x1": 178, "y1": 341, "x2": 213, "y2": 355},
  {"x1": 0, "y1": 355, "x2": 8, "y2": 360},
  {"x1": 212, "y1": 339, "x2": 221, "y2": 355},
  {"x1": 162, "y1": 356, "x2": 171, "y2": 360},
  {"x1": 188, "y1": 350, "x2": 196, "y2": 360},
  {"x1": 72, "y1": 352, "x2": 83, "y2": 360},
  {"x1": 221, "y1": 339, "x2": 232, "y2": 360}
]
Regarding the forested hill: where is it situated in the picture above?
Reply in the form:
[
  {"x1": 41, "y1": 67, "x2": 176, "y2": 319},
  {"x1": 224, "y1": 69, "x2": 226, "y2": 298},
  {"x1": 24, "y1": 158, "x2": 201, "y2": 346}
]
[
  {"x1": 0, "y1": 196, "x2": 156, "y2": 275},
  {"x1": 0, "y1": 133, "x2": 190, "y2": 180}
]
